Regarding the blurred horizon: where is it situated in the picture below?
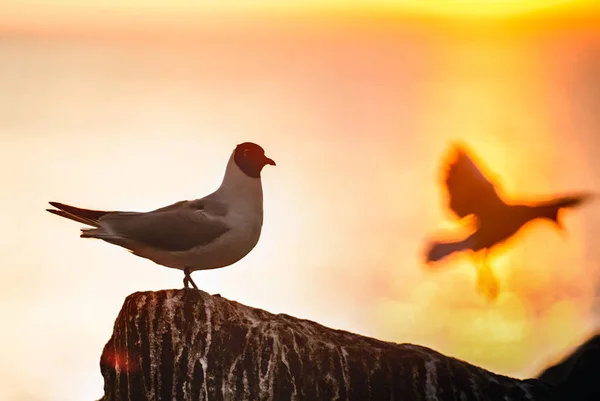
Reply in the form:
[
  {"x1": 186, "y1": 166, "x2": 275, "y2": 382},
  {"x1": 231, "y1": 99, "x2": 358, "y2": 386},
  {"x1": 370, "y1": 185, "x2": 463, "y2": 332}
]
[{"x1": 2, "y1": 1, "x2": 600, "y2": 400}]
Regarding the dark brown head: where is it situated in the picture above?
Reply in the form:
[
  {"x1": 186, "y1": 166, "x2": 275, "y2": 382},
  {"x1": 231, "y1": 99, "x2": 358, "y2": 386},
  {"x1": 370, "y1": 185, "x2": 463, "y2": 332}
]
[{"x1": 233, "y1": 142, "x2": 276, "y2": 178}]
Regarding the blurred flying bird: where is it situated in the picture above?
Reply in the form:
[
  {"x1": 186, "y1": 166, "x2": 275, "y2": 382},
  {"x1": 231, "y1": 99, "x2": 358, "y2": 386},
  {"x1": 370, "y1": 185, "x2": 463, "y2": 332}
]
[
  {"x1": 47, "y1": 142, "x2": 275, "y2": 289},
  {"x1": 424, "y1": 143, "x2": 591, "y2": 299}
]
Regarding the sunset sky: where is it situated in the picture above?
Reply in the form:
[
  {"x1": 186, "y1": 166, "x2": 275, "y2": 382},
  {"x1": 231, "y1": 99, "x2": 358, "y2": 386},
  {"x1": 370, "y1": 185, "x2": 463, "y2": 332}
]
[{"x1": 1, "y1": 1, "x2": 600, "y2": 400}]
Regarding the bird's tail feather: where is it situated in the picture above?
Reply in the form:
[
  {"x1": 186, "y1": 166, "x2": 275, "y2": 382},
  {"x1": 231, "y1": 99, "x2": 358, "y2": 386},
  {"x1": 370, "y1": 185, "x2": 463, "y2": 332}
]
[
  {"x1": 80, "y1": 228, "x2": 102, "y2": 238},
  {"x1": 46, "y1": 209, "x2": 94, "y2": 226},
  {"x1": 46, "y1": 201, "x2": 110, "y2": 227}
]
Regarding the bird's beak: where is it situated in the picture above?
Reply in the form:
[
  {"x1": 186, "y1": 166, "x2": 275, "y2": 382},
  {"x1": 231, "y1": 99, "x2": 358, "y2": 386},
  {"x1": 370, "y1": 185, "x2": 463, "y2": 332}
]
[{"x1": 264, "y1": 156, "x2": 276, "y2": 166}]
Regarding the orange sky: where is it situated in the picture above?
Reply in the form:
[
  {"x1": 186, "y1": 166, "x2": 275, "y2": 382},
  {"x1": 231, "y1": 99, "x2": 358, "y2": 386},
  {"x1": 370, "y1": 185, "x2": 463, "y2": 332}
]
[{"x1": 1, "y1": 2, "x2": 600, "y2": 401}]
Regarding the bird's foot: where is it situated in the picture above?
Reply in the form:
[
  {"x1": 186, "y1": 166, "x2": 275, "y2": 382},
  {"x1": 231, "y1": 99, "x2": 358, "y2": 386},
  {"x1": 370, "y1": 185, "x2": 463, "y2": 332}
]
[
  {"x1": 476, "y1": 266, "x2": 499, "y2": 302},
  {"x1": 183, "y1": 268, "x2": 198, "y2": 290}
]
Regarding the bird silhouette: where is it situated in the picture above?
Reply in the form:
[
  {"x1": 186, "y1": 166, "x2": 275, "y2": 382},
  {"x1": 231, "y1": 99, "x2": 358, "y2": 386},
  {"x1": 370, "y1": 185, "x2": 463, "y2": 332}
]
[{"x1": 424, "y1": 143, "x2": 591, "y2": 300}]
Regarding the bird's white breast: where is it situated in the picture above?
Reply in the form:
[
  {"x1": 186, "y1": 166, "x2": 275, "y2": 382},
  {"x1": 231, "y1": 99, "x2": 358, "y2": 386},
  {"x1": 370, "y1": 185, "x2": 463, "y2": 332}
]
[
  {"x1": 178, "y1": 173, "x2": 265, "y2": 270},
  {"x1": 184, "y1": 197, "x2": 263, "y2": 270}
]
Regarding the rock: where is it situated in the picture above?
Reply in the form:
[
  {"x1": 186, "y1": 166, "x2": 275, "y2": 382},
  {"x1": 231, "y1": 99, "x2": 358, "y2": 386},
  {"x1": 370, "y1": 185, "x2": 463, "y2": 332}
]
[
  {"x1": 537, "y1": 333, "x2": 600, "y2": 401},
  {"x1": 99, "y1": 289, "x2": 555, "y2": 401}
]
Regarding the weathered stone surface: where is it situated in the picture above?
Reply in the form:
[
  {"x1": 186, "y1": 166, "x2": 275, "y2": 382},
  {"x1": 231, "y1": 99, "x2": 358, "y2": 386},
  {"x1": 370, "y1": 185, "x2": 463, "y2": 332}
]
[
  {"x1": 537, "y1": 333, "x2": 600, "y2": 401},
  {"x1": 100, "y1": 289, "x2": 556, "y2": 401}
]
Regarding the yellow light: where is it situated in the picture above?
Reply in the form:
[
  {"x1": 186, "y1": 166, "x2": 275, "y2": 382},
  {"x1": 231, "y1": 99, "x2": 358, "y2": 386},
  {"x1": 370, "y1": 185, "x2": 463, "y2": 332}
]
[
  {"x1": 0, "y1": 0, "x2": 592, "y2": 19},
  {"x1": 387, "y1": 0, "x2": 580, "y2": 17}
]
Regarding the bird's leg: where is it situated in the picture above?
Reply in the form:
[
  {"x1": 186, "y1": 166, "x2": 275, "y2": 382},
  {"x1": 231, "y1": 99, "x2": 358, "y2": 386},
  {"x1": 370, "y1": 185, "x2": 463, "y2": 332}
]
[
  {"x1": 183, "y1": 267, "x2": 198, "y2": 290},
  {"x1": 475, "y1": 250, "x2": 499, "y2": 301}
]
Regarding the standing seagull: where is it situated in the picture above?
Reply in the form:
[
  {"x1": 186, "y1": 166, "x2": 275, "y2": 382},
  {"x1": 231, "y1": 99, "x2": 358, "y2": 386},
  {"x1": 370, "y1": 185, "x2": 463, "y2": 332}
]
[
  {"x1": 424, "y1": 143, "x2": 591, "y2": 299},
  {"x1": 47, "y1": 142, "x2": 275, "y2": 289}
]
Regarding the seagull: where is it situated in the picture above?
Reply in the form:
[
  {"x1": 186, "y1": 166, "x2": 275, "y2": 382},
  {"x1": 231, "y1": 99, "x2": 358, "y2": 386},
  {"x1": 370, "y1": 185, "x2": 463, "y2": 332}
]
[
  {"x1": 424, "y1": 143, "x2": 591, "y2": 299},
  {"x1": 47, "y1": 142, "x2": 275, "y2": 289}
]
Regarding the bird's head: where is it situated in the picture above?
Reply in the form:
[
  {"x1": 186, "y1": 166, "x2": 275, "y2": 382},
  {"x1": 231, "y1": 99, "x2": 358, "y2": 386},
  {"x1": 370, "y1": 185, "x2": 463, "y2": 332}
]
[{"x1": 233, "y1": 142, "x2": 276, "y2": 178}]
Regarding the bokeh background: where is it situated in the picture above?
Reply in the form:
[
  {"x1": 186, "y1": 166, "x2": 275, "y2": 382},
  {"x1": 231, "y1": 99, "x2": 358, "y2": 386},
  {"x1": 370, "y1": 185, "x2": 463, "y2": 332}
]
[{"x1": 2, "y1": 1, "x2": 600, "y2": 400}]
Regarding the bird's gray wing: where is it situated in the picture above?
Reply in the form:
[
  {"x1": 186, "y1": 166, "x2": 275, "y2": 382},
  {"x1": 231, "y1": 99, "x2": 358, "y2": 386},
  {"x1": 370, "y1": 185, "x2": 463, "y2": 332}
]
[
  {"x1": 151, "y1": 200, "x2": 189, "y2": 213},
  {"x1": 444, "y1": 144, "x2": 505, "y2": 219},
  {"x1": 99, "y1": 202, "x2": 230, "y2": 252},
  {"x1": 151, "y1": 195, "x2": 229, "y2": 216}
]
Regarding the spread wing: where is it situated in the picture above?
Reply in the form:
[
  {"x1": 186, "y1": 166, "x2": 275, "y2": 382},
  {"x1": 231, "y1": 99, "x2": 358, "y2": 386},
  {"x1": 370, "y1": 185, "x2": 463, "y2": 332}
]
[
  {"x1": 443, "y1": 144, "x2": 505, "y2": 220},
  {"x1": 95, "y1": 199, "x2": 230, "y2": 252}
]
